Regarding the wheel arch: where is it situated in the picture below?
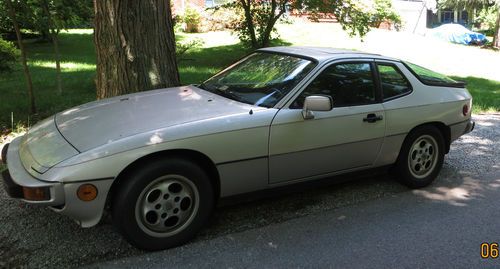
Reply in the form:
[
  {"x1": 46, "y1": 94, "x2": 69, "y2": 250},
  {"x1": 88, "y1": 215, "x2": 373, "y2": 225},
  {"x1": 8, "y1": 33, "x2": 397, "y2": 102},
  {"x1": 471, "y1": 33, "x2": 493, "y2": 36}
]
[
  {"x1": 405, "y1": 121, "x2": 451, "y2": 154},
  {"x1": 107, "y1": 149, "x2": 221, "y2": 209}
]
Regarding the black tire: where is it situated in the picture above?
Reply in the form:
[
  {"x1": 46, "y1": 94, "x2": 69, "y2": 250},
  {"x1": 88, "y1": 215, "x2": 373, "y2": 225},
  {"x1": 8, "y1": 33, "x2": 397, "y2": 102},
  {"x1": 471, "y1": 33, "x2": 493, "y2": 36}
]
[
  {"x1": 112, "y1": 158, "x2": 214, "y2": 250},
  {"x1": 396, "y1": 125, "x2": 445, "y2": 189}
]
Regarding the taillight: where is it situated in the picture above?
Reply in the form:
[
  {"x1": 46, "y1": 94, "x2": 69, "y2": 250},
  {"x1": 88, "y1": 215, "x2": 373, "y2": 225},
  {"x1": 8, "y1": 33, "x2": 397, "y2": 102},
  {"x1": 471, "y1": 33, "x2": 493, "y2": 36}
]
[{"x1": 462, "y1": 104, "x2": 469, "y2": 116}]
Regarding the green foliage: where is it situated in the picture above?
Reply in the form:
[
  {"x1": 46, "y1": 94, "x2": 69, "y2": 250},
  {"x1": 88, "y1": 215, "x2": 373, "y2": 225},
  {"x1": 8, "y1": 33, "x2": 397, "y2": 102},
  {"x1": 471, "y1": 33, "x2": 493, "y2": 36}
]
[
  {"x1": 370, "y1": 0, "x2": 402, "y2": 30},
  {"x1": 0, "y1": 0, "x2": 92, "y2": 38},
  {"x1": 0, "y1": 0, "x2": 36, "y2": 35},
  {"x1": 476, "y1": 6, "x2": 498, "y2": 34},
  {"x1": 176, "y1": 38, "x2": 205, "y2": 60},
  {"x1": 220, "y1": 0, "x2": 289, "y2": 48},
  {"x1": 181, "y1": 6, "x2": 202, "y2": 33},
  {"x1": 0, "y1": 37, "x2": 19, "y2": 72},
  {"x1": 293, "y1": 0, "x2": 375, "y2": 38},
  {"x1": 200, "y1": 0, "x2": 403, "y2": 49}
]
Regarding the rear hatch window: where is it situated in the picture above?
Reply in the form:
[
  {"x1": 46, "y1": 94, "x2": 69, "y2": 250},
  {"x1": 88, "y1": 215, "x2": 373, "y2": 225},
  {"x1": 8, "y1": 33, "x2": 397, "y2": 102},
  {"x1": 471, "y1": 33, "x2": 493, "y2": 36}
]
[{"x1": 404, "y1": 62, "x2": 466, "y2": 88}]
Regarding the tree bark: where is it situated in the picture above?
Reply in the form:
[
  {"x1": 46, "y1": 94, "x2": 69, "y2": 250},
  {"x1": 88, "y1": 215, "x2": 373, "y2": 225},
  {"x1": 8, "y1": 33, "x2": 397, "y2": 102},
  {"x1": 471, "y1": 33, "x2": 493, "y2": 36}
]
[
  {"x1": 94, "y1": 0, "x2": 180, "y2": 99},
  {"x1": 6, "y1": 0, "x2": 36, "y2": 114}
]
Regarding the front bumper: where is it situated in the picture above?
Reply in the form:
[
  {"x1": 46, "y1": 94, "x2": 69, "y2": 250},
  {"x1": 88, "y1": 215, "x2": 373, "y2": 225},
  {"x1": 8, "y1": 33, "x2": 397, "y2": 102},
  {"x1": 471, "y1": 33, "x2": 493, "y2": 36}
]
[
  {"x1": 1, "y1": 137, "x2": 65, "y2": 206},
  {"x1": 1, "y1": 137, "x2": 113, "y2": 227}
]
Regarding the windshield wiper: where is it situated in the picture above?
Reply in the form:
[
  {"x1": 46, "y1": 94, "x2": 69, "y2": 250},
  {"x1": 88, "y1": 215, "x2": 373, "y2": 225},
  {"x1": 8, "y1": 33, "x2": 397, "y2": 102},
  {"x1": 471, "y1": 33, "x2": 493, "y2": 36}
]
[
  {"x1": 199, "y1": 83, "x2": 253, "y2": 105},
  {"x1": 214, "y1": 88, "x2": 244, "y2": 102}
]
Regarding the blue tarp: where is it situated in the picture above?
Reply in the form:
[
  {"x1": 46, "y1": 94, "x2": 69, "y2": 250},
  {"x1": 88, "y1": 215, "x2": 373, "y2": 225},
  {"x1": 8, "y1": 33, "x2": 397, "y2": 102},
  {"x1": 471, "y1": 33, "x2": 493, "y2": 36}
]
[{"x1": 427, "y1": 24, "x2": 488, "y2": 45}]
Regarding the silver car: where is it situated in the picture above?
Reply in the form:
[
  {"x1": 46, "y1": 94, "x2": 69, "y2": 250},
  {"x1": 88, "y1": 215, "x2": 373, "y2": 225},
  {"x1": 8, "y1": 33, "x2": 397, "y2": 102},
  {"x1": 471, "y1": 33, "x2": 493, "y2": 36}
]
[{"x1": 1, "y1": 47, "x2": 474, "y2": 250}]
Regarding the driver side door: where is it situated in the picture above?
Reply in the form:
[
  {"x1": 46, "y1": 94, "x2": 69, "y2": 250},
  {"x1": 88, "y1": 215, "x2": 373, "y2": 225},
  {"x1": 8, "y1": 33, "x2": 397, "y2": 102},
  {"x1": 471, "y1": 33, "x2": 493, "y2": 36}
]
[{"x1": 268, "y1": 60, "x2": 386, "y2": 184}]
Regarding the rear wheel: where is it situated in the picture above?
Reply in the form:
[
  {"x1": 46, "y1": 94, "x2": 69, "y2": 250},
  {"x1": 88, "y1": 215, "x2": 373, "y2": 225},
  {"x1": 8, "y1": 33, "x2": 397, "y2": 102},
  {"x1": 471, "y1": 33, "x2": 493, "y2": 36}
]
[
  {"x1": 112, "y1": 158, "x2": 214, "y2": 250},
  {"x1": 396, "y1": 125, "x2": 445, "y2": 188}
]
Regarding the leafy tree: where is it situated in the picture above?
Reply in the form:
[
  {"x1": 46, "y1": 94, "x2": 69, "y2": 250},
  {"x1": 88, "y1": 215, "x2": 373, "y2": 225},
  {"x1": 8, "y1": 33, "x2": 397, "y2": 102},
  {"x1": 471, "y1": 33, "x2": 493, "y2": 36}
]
[
  {"x1": 440, "y1": 0, "x2": 500, "y2": 47},
  {"x1": 94, "y1": 0, "x2": 180, "y2": 99},
  {"x1": 0, "y1": 0, "x2": 92, "y2": 41},
  {"x1": 0, "y1": 1, "x2": 40, "y2": 38},
  {"x1": 223, "y1": 0, "x2": 402, "y2": 49},
  {"x1": 370, "y1": 0, "x2": 402, "y2": 30}
]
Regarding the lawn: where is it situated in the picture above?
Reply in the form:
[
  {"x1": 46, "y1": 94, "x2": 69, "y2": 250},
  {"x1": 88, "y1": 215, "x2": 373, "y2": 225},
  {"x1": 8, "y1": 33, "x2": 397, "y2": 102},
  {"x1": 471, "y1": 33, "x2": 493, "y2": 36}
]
[{"x1": 0, "y1": 22, "x2": 499, "y2": 132}]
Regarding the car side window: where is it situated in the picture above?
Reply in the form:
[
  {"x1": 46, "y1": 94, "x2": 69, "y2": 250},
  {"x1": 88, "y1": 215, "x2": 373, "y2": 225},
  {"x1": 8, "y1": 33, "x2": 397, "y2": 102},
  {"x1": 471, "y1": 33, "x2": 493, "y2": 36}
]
[
  {"x1": 378, "y1": 64, "x2": 411, "y2": 100},
  {"x1": 291, "y1": 62, "x2": 376, "y2": 109}
]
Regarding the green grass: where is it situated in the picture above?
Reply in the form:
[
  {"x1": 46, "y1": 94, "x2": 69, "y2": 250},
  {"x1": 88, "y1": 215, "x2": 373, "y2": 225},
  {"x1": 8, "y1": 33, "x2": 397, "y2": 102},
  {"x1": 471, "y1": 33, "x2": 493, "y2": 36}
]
[
  {"x1": 0, "y1": 26, "x2": 499, "y2": 131},
  {"x1": 0, "y1": 31, "x2": 97, "y2": 129},
  {"x1": 453, "y1": 76, "x2": 500, "y2": 113}
]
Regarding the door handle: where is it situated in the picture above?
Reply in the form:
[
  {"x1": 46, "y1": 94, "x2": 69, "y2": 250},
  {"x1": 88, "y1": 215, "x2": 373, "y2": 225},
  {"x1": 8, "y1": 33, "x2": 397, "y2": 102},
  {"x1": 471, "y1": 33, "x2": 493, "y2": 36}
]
[{"x1": 363, "y1": 113, "x2": 383, "y2": 123}]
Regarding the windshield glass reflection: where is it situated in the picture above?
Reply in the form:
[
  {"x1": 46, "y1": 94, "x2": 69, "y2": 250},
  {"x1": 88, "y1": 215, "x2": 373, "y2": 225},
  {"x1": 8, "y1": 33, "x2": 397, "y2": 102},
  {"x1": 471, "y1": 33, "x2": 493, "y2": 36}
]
[{"x1": 199, "y1": 52, "x2": 316, "y2": 108}]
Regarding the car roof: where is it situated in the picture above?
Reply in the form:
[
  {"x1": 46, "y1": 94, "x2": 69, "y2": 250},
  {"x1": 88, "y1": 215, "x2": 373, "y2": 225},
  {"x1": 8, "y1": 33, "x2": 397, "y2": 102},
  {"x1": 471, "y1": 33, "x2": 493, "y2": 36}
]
[{"x1": 257, "y1": 46, "x2": 400, "y2": 63}]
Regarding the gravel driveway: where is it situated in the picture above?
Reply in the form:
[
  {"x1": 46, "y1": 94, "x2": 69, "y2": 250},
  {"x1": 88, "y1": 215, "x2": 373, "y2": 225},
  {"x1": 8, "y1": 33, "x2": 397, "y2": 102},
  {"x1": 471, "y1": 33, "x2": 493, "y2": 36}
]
[{"x1": 1, "y1": 114, "x2": 498, "y2": 268}]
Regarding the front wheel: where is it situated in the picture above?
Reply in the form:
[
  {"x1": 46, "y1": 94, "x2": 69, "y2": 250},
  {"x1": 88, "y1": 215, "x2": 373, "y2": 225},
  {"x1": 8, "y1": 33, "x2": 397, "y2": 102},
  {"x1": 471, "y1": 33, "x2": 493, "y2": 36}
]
[
  {"x1": 396, "y1": 126, "x2": 445, "y2": 188},
  {"x1": 112, "y1": 158, "x2": 214, "y2": 250}
]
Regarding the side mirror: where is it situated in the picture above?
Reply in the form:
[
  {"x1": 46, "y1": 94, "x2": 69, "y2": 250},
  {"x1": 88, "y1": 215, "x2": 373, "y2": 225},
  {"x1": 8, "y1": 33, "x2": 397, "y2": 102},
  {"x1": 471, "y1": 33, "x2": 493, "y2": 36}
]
[{"x1": 302, "y1": 95, "x2": 333, "y2": 120}]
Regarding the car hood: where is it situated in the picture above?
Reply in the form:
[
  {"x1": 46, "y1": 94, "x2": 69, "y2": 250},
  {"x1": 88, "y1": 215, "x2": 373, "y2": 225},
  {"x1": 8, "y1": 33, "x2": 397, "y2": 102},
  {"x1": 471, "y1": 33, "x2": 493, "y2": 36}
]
[{"x1": 55, "y1": 85, "x2": 256, "y2": 152}]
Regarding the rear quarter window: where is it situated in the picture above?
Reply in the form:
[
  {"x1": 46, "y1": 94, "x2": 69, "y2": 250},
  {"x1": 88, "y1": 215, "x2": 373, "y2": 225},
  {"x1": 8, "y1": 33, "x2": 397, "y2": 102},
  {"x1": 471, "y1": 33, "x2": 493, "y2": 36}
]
[{"x1": 403, "y1": 62, "x2": 465, "y2": 88}]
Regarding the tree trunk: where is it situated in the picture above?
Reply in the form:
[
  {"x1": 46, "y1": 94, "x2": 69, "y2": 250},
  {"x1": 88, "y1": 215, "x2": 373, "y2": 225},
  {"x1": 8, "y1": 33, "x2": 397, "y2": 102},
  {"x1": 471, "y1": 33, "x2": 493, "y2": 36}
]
[
  {"x1": 240, "y1": 0, "x2": 259, "y2": 48},
  {"x1": 6, "y1": 0, "x2": 36, "y2": 114},
  {"x1": 41, "y1": 0, "x2": 63, "y2": 95},
  {"x1": 261, "y1": 2, "x2": 287, "y2": 48},
  {"x1": 260, "y1": 0, "x2": 278, "y2": 48},
  {"x1": 493, "y1": 9, "x2": 500, "y2": 48},
  {"x1": 51, "y1": 30, "x2": 63, "y2": 95},
  {"x1": 94, "y1": 0, "x2": 180, "y2": 99}
]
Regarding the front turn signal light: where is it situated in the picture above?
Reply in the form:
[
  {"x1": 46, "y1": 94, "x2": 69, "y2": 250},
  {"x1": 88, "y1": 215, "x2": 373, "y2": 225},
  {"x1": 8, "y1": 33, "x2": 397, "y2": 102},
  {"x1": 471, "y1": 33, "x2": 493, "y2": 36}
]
[
  {"x1": 77, "y1": 184, "x2": 98, "y2": 201},
  {"x1": 23, "y1": 187, "x2": 50, "y2": 201}
]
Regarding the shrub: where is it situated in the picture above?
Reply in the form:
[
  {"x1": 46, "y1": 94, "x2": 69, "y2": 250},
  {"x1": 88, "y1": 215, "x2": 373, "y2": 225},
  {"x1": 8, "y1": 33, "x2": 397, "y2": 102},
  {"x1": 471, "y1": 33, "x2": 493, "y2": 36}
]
[
  {"x1": 370, "y1": 0, "x2": 402, "y2": 30},
  {"x1": 475, "y1": 7, "x2": 497, "y2": 36},
  {"x1": 176, "y1": 38, "x2": 205, "y2": 61},
  {"x1": 182, "y1": 6, "x2": 202, "y2": 33},
  {"x1": 0, "y1": 37, "x2": 19, "y2": 73}
]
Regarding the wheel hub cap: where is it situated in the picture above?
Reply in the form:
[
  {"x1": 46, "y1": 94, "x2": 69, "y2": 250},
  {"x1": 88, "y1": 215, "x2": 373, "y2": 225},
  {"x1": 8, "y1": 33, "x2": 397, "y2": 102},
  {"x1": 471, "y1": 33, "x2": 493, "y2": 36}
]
[
  {"x1": 135, "y1": 175, "x2": 199, "y2": 237},
  {"x1": 408, "y1": 135, "x2": 438, "y2": 179}
]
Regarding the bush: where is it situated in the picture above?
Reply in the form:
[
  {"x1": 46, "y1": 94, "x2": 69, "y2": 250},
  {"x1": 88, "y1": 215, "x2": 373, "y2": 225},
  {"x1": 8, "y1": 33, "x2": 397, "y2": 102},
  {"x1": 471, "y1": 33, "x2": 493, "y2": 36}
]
[
  {"x1": 370, "y1": 0, "x2": 402, "y2": 30},
  {"x1": 475, "y1": 7, "x2": 497, "y2": 35},
  {"x1": 181, "y1": 6, "x2": 202, "y2": 33},
  {"x1": 0, "y1": 37, "x2": 19, "y2": 73}
]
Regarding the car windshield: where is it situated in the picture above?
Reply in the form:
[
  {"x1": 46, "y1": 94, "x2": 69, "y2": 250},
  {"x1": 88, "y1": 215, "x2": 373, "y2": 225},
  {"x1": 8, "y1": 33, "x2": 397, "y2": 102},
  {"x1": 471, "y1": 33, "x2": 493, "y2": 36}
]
[{"x1": 199, "y1": 52, "x2": 316, "y2": 108}]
